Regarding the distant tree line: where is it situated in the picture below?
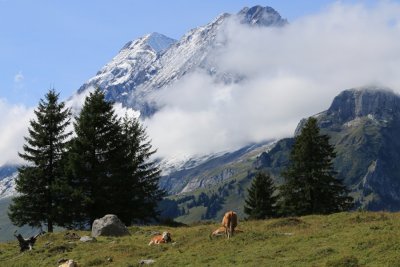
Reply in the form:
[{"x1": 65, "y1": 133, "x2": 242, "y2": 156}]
[
  {"x1": 244, "y1": 117, "x2": 353, "y2": 220},
  {"x1": 9, "y1": 89, "x2": 164, "y2": 232}
]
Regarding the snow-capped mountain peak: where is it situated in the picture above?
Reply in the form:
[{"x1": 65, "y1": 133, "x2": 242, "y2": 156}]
[
  {"x1": 75, "y1": 5, "x2": 288, "y2": 117},
  {"x1": 121, "y1": 32, "x2": 176, "y2": 54},
  {"x1": 143, "y1": 32, "x2": 177, "y2": 53},
  {"x1": 238, "y1": 5, "x2": 288, "y2": 26},
  {"x1": 76, "y1": 32, "x2": 177, "y2": 110}
]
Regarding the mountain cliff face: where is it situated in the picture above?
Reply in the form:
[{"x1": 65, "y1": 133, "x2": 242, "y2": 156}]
[
  {"x1": 259, "y1": 87, "x2": 400, "y2": 211},
  {"x1": 76, "y1": 6, "x2": 287, "y2": 117}
]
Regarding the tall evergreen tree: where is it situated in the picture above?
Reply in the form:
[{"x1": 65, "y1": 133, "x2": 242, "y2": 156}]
[
  {"x1": 279, "y1": 117, "x2": 353, "y2": 216},
  {"x1": 244, "y1": 172, "x2": 277, "y2": 219},
  {"x1": 67, "y1": 89, "x2": 125, "y2": 226},
  {"x1": 118, "y1": 115, "x2": 164, "y2": 223},
  {"x1": 67, "y1": 89, "x2": 164, "y2": 226},
  {"x1": 8, "y1": 89, "x2": 71, "y2": 232}
]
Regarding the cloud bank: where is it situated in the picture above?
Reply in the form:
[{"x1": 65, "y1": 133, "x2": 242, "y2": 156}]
[
  {"x1": 0, "y1": 99, "x2": 34, "y2": 166},
  {"x1": 145, "y1": 1, "x2": 400, "y2": 158}
]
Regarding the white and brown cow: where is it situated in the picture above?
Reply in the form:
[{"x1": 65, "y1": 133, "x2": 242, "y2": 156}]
[{"x1": 148, "y1": 231, "x2": 172, "y2": 245}]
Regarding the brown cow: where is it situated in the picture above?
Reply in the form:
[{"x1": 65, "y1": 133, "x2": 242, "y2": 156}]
[
  {"x1": 221, "y1": 211, "x2": 237, "y2": 239},
  {"x1": 148, "y1": 231, "x2": 172, "y2": 245}
]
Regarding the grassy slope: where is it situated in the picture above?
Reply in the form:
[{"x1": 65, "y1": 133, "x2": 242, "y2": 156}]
[{"x1": 1, "y1": 212, "x2": 400, "y2": 266}]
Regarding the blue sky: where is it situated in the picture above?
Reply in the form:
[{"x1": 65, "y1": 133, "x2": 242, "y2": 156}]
[{"x1": 0, "y1": 0, "x2": 360, "y2": 106}]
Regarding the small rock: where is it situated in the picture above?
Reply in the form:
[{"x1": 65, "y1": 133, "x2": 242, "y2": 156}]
[
  {"x1": 79, "y1": 236, "x2": 96, "y2": 242},
  {"x1": 282, "y1": 232, "x2": 293, "y2": 236},
  {"x1": 139, "y1": 259, "x2": 156, "y2": 265},
  {"x1": 58, "y1": 259, "x2": 78, "y2": 267}
]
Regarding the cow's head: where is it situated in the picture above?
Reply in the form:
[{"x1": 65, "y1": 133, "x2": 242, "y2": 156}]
[{"x1": 162, "y1": 231, "x2": 171, "y2": 242}]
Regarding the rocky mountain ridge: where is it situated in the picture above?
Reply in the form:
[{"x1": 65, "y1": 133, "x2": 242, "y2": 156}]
[
  {"x1": 76, "y1": 5, "x2": 287, "y2": 117},
  {"x1": 259, "y1": 87, "x2": 400, "y2": 211}
]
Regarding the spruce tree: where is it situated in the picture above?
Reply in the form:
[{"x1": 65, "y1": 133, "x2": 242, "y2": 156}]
[
  {"x1": 279, "y1": 117, "x2": 353, "y2": 216},
  {"x1": 8, "y1": 89, "x2": 71, "y2": 232},
  {"x1": 66, "y1": 89, "x2": 125, "y2": 226},
  {"x1": 119, "y1": 115, "x2": 164, "y2": 223},
  {"x1": 244, "y1": 172, "x2": 277, "y2": 219},
  {"x1": 66, "y1": 89, "x2": 164, "y2": 226}
]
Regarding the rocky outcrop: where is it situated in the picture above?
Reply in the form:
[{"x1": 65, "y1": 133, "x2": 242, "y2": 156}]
[
  {"x1": 91, "y1": 214, "x2": 130, "y2": 237},
  {"x1": 327, "y1": 87, "x2": 400, "y2": 122},
  {"x1": 258, "y1": 87, "x2": 400, "y2": 211}
]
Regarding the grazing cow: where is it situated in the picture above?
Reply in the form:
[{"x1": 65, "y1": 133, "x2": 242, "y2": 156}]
[
  {"x1": 148, "y1": 231, "x2": 172, "y2": 245},
  {"x1": 221, "y1": 211, "x2": 238, "y2": 239}
]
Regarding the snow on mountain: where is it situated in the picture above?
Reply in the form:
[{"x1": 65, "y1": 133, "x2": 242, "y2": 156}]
[
  {"x1": 141, "y1": 13, "x2": 231, "y2": 92},
  {"x1": 238, "y1": 5, "x2": 288, "y2": 26},
  {"x1": 77, "y1": 32, "x2": 177, "y2": 114},
  {"x1": 76, "y1": 6, "x2": 287, "y2": 117},
  {"x1": 0, "y1": 165, "x2": 18, "y2": 199},
  {"x1": 0, "y1": 172, "x2": 17, "y2": 199}
]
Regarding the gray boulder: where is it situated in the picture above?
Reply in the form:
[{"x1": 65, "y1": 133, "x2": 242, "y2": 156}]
[{"x1": 91, "y1": 214, "x2": 130, "y2": 237}]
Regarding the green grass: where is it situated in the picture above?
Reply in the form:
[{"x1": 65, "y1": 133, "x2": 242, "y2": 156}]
[{"x1": 1, "y1": 212, "x2": 400, "y2": 266}]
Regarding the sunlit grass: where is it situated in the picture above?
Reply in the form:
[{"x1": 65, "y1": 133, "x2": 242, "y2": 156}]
[{"x1": 1, "y1": 212, "x2": 399, "y2": 266}]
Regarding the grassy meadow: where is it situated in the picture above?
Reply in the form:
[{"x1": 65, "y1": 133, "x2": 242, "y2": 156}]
[{"x1": 1, "y1": 212, "x2": 400, "y2": 266}]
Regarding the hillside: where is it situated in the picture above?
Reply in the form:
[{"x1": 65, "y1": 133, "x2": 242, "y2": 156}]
[
  {"x1": 0, "y1": 212, "x2": 399, "y2": 266},
  {"x1": 155, "y1": 87, "x2": 400, "y2": 224},
  {"x1": 257, "y1": 87, "x2": 400, "y2": 210}
]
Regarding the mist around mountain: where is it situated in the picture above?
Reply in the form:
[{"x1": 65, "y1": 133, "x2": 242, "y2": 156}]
[{"x1": 155, "y1": 87, "x2": 400, "y2": 223}]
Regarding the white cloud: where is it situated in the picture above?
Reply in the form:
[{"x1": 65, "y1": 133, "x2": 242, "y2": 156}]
[
  {"x1": 113, "y1": 102, "x2": 140, "y2": 119},
  {"x1": 145, "y1": 1, "x2": 400, "y2": 159},
  {"x1": 65, "y1": 86, "x2": 95, "y2": 116},
  {"x1": 0, "y1": 99, "x2": 34, "y2": 166},
  {"x1": 14, "y1": 71, "x2": 24, "y2": 83}
]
